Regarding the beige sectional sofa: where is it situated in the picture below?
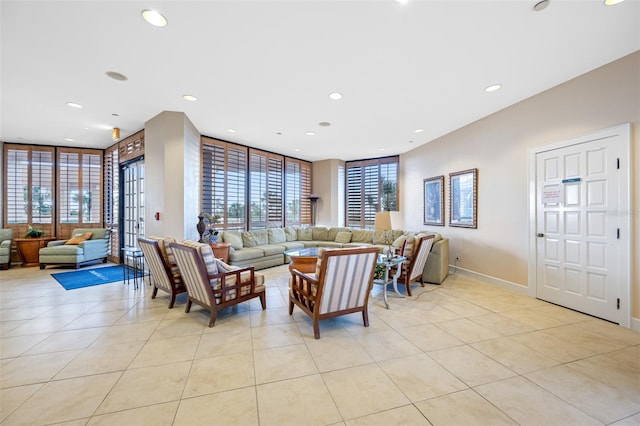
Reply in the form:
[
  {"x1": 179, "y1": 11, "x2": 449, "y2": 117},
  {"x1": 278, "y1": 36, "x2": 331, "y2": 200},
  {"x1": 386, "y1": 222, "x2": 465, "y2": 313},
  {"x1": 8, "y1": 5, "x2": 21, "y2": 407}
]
[{"x1": 218, "y1": 226, "x2": 450, "y2": 284}]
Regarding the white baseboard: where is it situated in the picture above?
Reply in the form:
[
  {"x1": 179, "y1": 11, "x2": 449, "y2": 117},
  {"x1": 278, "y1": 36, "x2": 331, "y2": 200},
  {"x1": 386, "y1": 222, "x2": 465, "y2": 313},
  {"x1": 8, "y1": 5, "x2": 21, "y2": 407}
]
[
  {"x1": 631, "y1": 317, "x2": 640, "y2": 333},
  {"x1": 448, "y1": 265, "x2": 528, "y2": 295}
]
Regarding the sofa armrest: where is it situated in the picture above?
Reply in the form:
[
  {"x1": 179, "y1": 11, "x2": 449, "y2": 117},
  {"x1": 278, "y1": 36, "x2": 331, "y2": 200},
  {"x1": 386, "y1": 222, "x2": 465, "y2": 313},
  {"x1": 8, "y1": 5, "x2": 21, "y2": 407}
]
[
  {"x1": 48, "y1": 240, "x2": 68, "y2": 247},
  {"x1": 422, "y1": 238, "x2": 449, "y2": 284},
  {"x1": 0, "y1": 240, "x2": 11, "y2": 249},
  {"x1": 78, "y1": 239, "x2": 108, "y2": 259}
]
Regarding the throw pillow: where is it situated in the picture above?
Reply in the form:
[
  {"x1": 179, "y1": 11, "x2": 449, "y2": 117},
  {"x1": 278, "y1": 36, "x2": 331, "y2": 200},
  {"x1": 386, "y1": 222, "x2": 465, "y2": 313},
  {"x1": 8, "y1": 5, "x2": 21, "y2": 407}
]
[
  {"x1": 334, "y1": 231, "x2": 352, "y2": 244},
  {"x1": 222, "y1": 230, "x2": 243, "y2": 250},
  {"x1": 297, "y1": 227, "x2": 312, "y2": 241},
  {"x1": 392, "y1": 235, "x2": 407, "y2": 251},
  {"x1": 65, "y1": 232, "x2": 93, "y2": 245},
  {"x1": 242, "y1": 230, "x2": 268, "y2": 247},
  {"x1": 284, "y1": 226, "x2": 298, "y2": 241},
  {"x1": 268, "y1": 228, "x2": 287, "y2": 244}
]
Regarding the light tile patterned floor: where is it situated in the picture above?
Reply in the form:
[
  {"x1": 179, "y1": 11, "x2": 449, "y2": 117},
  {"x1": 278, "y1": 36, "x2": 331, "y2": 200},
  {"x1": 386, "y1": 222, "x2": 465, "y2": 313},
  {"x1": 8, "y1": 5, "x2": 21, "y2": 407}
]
[{"x1": 1, "y1": 264, "x2": 639, "y2": 426}]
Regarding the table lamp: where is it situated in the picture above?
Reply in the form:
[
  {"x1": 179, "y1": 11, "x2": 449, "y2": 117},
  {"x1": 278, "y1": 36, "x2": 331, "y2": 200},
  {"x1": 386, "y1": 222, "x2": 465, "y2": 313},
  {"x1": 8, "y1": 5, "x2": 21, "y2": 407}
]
[{"x1": 374, "y1": 211, "x2": 397, "y2": 259}]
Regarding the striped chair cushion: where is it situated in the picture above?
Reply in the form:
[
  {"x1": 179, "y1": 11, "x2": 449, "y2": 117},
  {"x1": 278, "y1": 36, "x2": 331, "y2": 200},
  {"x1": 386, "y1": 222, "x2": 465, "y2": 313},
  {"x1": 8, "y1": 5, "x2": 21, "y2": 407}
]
[
  {"x1": 181, "y1": 240, "x2": 219, "y2": 284},
  {"x1": 148, "y1": 236, "x2": 179, "y2": 276},
  {"x1": 318, "y1": 251, "x2": 377, "y2": 315},
  {"x1": 409, "y1": 236, "x2": 434, "y2": 281},
  {"x1": 138, "y1": 239, "x2": 173, "y2": 293},
  {"x1": 171, "y1": 246, "x2": 213, "y2": 308}
]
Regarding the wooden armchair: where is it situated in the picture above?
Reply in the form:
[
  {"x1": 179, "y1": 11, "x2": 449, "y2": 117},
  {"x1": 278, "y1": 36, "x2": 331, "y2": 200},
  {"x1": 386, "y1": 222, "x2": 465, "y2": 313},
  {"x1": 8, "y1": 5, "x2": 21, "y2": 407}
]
[
  {"x1": 169, "y1": 241, "x2": 266, "y2": 327},
  {"x1": 138, "y1": 237, "x2": 187, "y2": 308},
  {"x1": 397, "y1": 234, "x2": 435, "y2": 296},
  {"x1": 289, "y1": 246, "x2": 379, "y2": 339}
]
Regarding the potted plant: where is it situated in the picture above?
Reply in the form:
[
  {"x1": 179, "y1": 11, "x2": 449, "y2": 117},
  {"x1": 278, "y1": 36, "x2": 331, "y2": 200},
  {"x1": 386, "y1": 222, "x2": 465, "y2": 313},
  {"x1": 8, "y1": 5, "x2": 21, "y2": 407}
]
[
  {"x1": 25, "y1": 224, "x2": 45, "y2": 238},
  {"x1": 203, "y1": 213, "x2": 221, "y2": 243}
]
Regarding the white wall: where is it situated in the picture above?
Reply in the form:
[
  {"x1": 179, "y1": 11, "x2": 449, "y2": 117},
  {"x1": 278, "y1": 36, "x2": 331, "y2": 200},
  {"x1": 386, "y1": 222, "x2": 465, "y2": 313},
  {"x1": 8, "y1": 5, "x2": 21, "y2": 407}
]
[{"x1": 400, "y1": 51, "x2": 640, "y2": 316}]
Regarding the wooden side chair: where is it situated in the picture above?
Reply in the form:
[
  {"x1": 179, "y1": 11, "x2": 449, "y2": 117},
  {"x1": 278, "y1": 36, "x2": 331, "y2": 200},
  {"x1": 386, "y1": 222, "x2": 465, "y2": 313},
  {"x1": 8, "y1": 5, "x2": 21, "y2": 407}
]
[
  {"x1": 398, "y1": 234, "x2": 435, "y2": 296},
  {"x1": 169, "y1": 241, "x2": 266, "y2": 327},
  {"x1": 138, "y1": 237, "x2": 187, "y2": 308},
  {"x1": 289, "y1": 246, "x2": 379, "y2": 339}
]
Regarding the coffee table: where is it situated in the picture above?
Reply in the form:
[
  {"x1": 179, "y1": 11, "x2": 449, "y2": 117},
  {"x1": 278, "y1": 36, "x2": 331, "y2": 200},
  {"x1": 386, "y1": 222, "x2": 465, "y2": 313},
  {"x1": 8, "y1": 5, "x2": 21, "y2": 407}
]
[{"x1": 284, "y1": 247, "x2": 320, "y2": 273}]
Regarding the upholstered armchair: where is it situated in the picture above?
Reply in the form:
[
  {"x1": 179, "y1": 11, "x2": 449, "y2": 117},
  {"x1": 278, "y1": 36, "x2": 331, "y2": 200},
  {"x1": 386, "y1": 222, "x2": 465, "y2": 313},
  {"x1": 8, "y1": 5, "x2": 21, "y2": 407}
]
[
  {"x1": 138, "y1": 237, "x2": 187, "y2": 308},
  {"x1": 397, "y1": 234, "x2": 435, "y2": 296},
  {"x1": 39, "y1": 228, "x2": 110, "y2": 269},
  {"x1": 289, "y1": 246, "x2": 379, "y2": 339},
  {"x1": 169, "y1": 241, "x2": 266, "y2": 327},
  {"x1": 0, "y1": 229, "x2": 13, "y2": 270}
]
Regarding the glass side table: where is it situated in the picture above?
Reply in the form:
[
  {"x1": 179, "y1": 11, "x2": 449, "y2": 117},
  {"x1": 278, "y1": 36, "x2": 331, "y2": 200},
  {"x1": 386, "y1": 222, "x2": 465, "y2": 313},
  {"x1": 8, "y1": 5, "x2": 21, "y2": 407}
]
[
  {"x1": 121, "y1": 247, "x2": 146, "y2": 289},
  {"x1": 373, "y1": 254, "x2": 407, "y2": 309}
]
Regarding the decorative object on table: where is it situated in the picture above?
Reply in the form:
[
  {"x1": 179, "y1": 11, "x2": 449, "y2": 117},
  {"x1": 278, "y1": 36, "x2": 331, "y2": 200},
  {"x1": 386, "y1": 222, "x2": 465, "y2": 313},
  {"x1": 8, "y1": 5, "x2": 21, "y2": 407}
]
[
  {"x1": 374, "y1": 211, "x2": 401, "y2": 258},
  {"x1": 374, "y1": 264, "x2": 386, "y2": 280},
  {"x1": 197, "y1": 213, "x2": 206, "y2": 242},
  {"x1": 203, "y1": 212, "x2": 221, "y2": 243},
  {"x1": 449, "y1": 168, "x2": 478, "y2": 228},
  {"x1": 424, "y1": 175, "x2": 445, "y2": 226},
  {"x1": 25, "y1": 224, "x2": 46, "y2": 238},
  {"x1": 308, "y1": 194, "x2": 319, "y2": 226}
]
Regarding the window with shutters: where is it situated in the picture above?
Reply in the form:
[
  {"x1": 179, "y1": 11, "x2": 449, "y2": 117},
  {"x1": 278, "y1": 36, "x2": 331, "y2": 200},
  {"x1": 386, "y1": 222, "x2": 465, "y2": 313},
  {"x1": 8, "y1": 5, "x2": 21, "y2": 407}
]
[
  {"x1": 201, "y1": 137, "x2": 312, "y2": 231},
  {"x1": 345, "y1": 156, "x2": 399, "y2": 229},
  {"x1": 201, "y1": 138, "x2": 247, "y2": 231},
  {"x1": 3, "y1": 145, "x2": 55, "y2": 231},
  {"x1": 58, "y1": 148, "x2": 102, "y2": 225},
  {"x1": 285, "y1": 158, "x2": 312, "y2": 226},
  {"x1": 249, "y1": 149, "x2": 283, "y2": 229}
]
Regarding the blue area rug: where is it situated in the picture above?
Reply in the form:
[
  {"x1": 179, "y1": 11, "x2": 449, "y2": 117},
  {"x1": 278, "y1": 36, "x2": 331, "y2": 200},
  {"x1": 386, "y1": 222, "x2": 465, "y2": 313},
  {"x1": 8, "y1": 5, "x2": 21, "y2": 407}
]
[{"x1": 51, "y1": 265, "x2": 129, "y2": 290}]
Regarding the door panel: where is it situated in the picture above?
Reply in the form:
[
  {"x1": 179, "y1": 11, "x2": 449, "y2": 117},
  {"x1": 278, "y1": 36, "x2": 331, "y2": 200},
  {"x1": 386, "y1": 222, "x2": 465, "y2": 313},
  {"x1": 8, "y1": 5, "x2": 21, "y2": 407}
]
[{"x1": 535, "y1": 138, "x2": 619, "y2": 322}]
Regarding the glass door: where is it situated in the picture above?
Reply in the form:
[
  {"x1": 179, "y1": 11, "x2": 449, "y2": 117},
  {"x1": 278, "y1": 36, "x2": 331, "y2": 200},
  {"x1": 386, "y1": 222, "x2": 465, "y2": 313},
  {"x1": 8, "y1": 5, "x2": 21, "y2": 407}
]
[{"x1": 121, "y1": 160, "x2": 144, "y2": 249}]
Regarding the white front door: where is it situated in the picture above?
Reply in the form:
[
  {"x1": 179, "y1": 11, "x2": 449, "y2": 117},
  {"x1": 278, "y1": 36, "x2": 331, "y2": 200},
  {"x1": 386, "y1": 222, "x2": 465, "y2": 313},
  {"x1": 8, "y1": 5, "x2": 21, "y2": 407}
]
[
  {"x1": 533, "y1": 125, "x2": 630, "y2": 324},
  {"x1": 122, "y1": 160, "x2": 145, "y2": 249}
]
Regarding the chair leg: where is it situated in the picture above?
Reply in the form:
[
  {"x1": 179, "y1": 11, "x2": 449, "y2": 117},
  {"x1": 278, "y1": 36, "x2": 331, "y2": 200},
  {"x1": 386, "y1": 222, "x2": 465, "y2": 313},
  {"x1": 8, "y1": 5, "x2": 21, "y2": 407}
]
[
  {"x1": 168, "y1": 293, "x2": 177, "y2": 309},
  {"x1": 259, "y1": 292, "x2": 266, "y2": 310},
  {"x1": 405, "y1": 280, "x2": 413, "y2": 297},
  {"x1": 313, "y1": 319, "x2": 321, "y2": 339},
  {"x1": 208, "y1": 309, "x2": 217, "y2": 327},
  {"x1": 185, "y1": 300, "x2": 192, "y2": 313},
  {"x1": 288, "y1": 299, "x2": 295, "y2": 315},
  {"x1": 151, "y1": 286, "x2": 159, "y2": 299},
  {"x1": 362, "y1": 309, "x2": 370, "y2": 327}
]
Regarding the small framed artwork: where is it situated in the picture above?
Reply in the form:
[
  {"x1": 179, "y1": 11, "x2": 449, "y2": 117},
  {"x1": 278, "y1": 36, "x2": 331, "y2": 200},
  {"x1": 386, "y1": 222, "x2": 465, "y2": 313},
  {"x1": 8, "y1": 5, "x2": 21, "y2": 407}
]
[
  {"x1": 449, "y1": 168, "x2": 478, "y2": 228},
  {"x1": 423, "y1": 175, "x2": 445, "y2": 226}
]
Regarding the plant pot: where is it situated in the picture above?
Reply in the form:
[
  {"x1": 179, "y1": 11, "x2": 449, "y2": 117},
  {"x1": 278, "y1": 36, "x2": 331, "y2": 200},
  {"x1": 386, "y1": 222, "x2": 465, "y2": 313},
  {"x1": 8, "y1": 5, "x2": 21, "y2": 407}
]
[{"x1": 15, "y1": 237, "x2": 55, "y2": 267}]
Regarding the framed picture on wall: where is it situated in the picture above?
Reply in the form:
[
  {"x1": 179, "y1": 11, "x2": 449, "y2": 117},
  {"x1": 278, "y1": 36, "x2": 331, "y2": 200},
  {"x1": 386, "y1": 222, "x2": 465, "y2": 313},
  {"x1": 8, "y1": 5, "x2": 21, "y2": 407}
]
[
  {"x1": 449, "y1": 168, "x2": 477, "y2": 228},
  {"x1": 423, "y1": 175, "x2": 444, "y2": 226}
]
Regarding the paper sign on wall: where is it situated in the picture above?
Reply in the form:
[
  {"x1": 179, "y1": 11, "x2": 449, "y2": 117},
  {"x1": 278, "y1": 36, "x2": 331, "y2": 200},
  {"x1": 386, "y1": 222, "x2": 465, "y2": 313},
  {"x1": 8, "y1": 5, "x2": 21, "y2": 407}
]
[{"x1": 542, "y1": 184, "x2": 562, "y2": 204}]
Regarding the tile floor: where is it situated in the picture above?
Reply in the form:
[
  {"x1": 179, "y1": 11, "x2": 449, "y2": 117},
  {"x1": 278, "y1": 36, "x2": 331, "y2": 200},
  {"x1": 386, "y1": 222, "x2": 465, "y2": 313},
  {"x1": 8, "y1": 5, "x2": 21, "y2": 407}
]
[{"x1": 1, "y1": 264, "x2": 638, "y2": 426}]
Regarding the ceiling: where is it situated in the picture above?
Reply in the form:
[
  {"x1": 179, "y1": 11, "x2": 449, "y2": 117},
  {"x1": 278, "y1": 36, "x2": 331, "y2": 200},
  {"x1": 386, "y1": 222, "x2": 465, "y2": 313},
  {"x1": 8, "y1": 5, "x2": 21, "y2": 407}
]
[{"x1": 1, "y1": 1, "x2": 639, "y2": 162}]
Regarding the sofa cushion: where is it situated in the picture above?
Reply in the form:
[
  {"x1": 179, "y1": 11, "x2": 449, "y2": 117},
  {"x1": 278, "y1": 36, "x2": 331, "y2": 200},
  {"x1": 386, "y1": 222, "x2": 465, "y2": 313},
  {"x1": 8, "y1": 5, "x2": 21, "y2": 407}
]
[
  {"x1": 39, "y1": 245, "x2": 83, "y2": 256},
  {"x1": 268, "y1": 228, "x2": 286, "y2": 244},
  {"x1": 284, "y1": 226, "x2": 298, "y2": 241},
  {"x1": 334, "y1": 231, "x2": 352, "y2": 244},
  {"x1": 65, "y1": 232, "x2": 93, "y2": 245},
  {"x1": 311, "y1": 226, "x2": 329, "y2": 241},
  {"x1": 222, "y1": 230, "x2": 243, "y2": 250},
  {"x1": 242, "y1": 230, "x2": 268, "y2": 247},
  {"x1": 260, "y1": 244, "x2": 286, "y2": 256},
  {"x1": 297, "y1": 227, "x2": 312, "y2": 241},
  {"x1": 229, "y1": 247, "x2": 264, "y2": 262},
  {"x1": 327, "y1": 227, "x2": 351, "y2": 241},
  {"x1": 351, "y1": 229, "x2": 373, "y2": 244}
]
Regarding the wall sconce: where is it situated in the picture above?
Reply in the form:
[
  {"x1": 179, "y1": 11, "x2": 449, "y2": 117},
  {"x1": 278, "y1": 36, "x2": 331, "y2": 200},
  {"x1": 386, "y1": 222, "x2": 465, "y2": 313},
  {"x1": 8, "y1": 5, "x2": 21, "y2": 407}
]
[{"x1": 112, "y1": 127, "x2": 121, "y2": 141}]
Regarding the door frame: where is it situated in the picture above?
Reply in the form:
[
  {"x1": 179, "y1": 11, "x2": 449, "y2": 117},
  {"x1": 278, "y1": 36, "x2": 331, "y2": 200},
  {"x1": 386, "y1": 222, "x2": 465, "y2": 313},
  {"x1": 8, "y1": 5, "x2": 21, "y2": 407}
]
[{"x1": 527, "y1": 123, "x2": 631, "y2": 328}]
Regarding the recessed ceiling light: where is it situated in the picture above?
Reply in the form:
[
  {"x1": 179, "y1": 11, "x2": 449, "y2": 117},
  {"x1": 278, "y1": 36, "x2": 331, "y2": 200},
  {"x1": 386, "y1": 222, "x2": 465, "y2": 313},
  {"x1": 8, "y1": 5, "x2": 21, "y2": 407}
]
[
  {"x1": 63, "y1": 138, "x2": 75, "y2": 142},
  {"x1": 414, "y1": 128, "x2": 424, "y2": 133},
  {"x1": 112, "y1": 113, "x2": 119, "y2": 117},
  {"x1": 305, "y1": 131, "x2": 316, "y2": 136},
  {"x1": 227, "y1": 128, "x2": 236, "y2": 133},
  {"x1": 83, "y1": 127, "x2": 89, "y2": 130},
  {"x1": 66, "y1": 102, "x2": 83, "y2": 108},
  {"x1": 16, "y1": 137, "x2": 24, "y2": 140},
  {"x1": 294, "y1": 148, "x2": 300, "y2": 152},
  {"x1": 183, "y1": 94, "x2": 197, "y2": 101},
  {"x1": 276, "y1": 132, "x2": 282, "y2": 135},
  {"x1": 105, "y1": 71, "x2": 128, "y2": 81},
  {"x1": 142, "y1": 10, "x2": 167, "y2": 27},
  {"x1": 533, "y1": 0, "x2": 550, "y2": 12},
  {"x1": 408, "y1": 140, "x2": 414, "y2": 143},
  {"x1": 394, "y1": 0, "x2": 409, "y2": 4},
  {"x1": 328, "y1": 92, "x2": 342, "y2": 100},
  {"x1": 603, "y1": 0, "x2": 624, "y2": 5},
  {"x1": 318, "y1": 122, "x2": 331, "y2": 127},
  {"x1": 485, "y1": 84, "x2": 502, "y2": 92},
  {"x1": 378, "y1": 148, "x2": 385, "y2": 151}
]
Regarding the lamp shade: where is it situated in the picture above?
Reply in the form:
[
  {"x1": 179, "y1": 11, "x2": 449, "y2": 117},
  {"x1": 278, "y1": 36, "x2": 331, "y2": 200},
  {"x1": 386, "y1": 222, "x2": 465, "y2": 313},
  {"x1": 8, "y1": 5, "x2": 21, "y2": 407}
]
[{"x1": 375, "y1": 211, "x2": 403, "y2": 230}]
